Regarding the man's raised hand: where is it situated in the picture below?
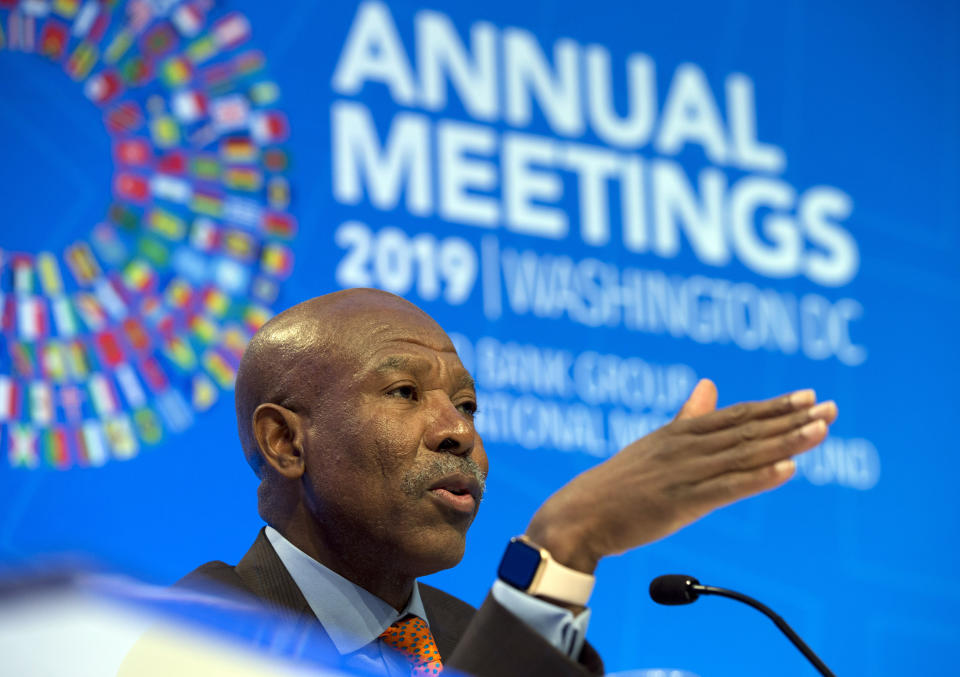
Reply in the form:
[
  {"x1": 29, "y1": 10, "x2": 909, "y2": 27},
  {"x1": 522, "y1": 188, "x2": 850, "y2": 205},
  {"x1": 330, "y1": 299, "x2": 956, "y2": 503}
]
[{"x1": 525, "y1": 379, "x2": 837, "y2": 574}]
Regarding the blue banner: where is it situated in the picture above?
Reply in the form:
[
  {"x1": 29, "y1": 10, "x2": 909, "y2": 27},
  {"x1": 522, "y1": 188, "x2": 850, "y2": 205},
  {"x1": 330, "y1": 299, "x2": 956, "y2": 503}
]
[{"x1": 0, "y1": 1, "x2": 957, "y2": 674}]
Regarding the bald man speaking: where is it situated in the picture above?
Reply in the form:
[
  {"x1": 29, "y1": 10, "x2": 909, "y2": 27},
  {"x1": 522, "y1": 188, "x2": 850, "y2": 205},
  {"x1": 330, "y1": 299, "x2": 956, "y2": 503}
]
[{"x1": 179, "y1": 288, "x2": 837, "y2": 677}]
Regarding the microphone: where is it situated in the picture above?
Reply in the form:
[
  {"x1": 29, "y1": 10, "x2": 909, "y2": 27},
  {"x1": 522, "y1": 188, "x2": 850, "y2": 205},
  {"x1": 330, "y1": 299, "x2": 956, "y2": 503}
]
[{"x1": 649, "y1": 574, "x2": 836, "y2": 677}]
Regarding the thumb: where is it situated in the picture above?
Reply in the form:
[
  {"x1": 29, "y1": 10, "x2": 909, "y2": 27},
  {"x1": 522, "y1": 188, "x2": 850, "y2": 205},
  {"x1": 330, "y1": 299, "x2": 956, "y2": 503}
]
[{"x1": 674, "y1": 378, "x2": 718, "y2": 421}]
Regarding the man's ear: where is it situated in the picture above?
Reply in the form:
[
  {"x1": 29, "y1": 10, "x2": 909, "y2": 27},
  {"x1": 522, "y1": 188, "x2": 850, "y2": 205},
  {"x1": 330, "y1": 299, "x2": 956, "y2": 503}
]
[{"x1": 252, "y1": 403, "x2": 306, "y2": 479}]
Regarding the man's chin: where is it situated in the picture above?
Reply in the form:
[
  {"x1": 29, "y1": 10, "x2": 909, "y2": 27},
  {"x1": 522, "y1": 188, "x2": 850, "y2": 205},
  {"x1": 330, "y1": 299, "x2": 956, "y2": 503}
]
[{"x1": 403, "y1": 528, "x2": 468, "y2": 577}]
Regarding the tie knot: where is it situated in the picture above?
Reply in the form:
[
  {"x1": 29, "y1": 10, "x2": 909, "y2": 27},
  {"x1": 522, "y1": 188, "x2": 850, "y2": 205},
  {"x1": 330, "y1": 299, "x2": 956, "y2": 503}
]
[{"x1": 379, "y1": 616, "x2": 443, "y2": 675}]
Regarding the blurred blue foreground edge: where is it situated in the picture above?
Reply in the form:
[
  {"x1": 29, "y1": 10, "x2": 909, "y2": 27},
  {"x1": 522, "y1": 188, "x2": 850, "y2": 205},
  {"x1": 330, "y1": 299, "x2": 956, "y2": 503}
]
[{"x1": 0, "y1": 566, "x2": 465, "y2": 677}]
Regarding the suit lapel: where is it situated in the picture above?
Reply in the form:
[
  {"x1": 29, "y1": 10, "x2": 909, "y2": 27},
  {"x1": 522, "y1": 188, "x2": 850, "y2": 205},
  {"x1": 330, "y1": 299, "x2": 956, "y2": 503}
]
[
  {"x1": 234, "y1": 530, "x2": 475, "y2": 664},
  {"x1": 419, "y1": 583, "x2": 475, "y2": 662},
  {"x1": 234, "y1": 527, "x2": 313, "y2": 617}
]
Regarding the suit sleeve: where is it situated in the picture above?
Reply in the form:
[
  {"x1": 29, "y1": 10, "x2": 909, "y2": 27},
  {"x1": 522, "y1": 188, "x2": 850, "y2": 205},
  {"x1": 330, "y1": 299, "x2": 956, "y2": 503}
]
[{"x1": 446, "y1": 594, "x2": 604, "y2": 677}]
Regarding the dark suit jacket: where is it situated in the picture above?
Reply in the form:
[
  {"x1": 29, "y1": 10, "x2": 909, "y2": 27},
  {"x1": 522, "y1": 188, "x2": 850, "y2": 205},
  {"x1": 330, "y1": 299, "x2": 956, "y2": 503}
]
[{"x1": 179, "y1": 529, "x2": 604, "y2": 677}]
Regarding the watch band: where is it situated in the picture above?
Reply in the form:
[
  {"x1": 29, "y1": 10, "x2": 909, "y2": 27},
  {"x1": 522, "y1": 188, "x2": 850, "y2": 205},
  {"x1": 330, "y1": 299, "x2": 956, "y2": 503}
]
[{"x1": 514, "y1": 535, "x2": 596, "y2": 606}]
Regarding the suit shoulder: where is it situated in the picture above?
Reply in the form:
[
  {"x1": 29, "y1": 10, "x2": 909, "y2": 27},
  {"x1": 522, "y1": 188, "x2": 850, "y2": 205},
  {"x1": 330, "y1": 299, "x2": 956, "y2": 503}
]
[
  {"x1": 175, "y1": 560, "x2": 247, "y2": 593},
  {"x1": 419, "y1": 582, "x2": 477, "y2": 615}
]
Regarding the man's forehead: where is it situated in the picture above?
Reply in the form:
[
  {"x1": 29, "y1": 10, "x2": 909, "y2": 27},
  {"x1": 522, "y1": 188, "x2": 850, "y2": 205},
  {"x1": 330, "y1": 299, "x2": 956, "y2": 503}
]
[{"x1": 366, "y1": 337, "x2": 473, "y2": 386}]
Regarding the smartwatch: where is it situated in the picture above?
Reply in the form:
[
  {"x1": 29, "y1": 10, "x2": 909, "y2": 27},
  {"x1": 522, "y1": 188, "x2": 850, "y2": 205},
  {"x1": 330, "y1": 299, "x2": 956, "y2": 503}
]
[{"x1": 497, "y1": 535, "x2": 595, "y2": 606}]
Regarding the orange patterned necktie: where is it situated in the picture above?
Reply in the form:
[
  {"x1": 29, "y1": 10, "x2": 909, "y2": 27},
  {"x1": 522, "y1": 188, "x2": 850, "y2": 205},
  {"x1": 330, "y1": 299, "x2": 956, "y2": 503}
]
[{"x1": 378, "y1": 616, "x2": 443, "y2": 676}]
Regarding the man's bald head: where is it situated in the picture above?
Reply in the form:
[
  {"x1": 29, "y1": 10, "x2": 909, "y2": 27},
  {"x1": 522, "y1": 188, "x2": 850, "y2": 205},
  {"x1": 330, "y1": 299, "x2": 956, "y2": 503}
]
[{"x1": 234, "y1": 288, "x2": 450, "y2": 478}]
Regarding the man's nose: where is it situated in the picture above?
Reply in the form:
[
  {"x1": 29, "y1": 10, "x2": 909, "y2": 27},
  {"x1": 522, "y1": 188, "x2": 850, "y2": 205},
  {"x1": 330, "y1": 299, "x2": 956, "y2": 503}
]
[{"x1": 424, "y1": 397, "x2": 475, "y2": 456}]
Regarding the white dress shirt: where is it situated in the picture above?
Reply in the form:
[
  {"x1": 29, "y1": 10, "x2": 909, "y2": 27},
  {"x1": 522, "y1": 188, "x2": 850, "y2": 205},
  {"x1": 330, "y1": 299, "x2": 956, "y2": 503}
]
[{"x1": 264, "y1": 527, "x2": 590, "y2": 675}]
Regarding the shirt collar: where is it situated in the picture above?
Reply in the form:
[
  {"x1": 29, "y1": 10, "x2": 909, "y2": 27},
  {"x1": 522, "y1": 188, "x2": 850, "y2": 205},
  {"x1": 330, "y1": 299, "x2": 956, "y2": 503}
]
[{"x1": 264, "y1": 526, "x2": 429, "y2": 654}]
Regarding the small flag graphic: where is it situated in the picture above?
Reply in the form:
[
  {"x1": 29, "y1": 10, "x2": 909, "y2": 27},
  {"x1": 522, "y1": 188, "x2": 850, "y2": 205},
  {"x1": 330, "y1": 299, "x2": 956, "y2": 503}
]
[
  {"x1": 172, "y1": 89, "x2": 207, "y2": 122},
  {"x1": 188, "y1": 314, "x2": 217, "y2": 344},
  {"x1": 250, "y1": 111, "x2": 289, "y2": 144},
  {"x1": 44, "y1": 428, "x2": 70, "y2": 469},
  {"x1": 248, "y1": 80, "x2": 280, "y2": 106},
  {"x1": 65, "y1": 41, "x2": 97, "y2": 80},
  {"x1": 59, "y1": 385, "x2": 85, "y2": 423},
  {"x1": 65, "y1": 242, "x2": 102, "y2": 284},
  {"x1": 73, "y1": 292, "x2": 107, "y2": 330},
  {"x1": 77, "y1": 421, "x2": 108, "y2": 466},
  {"x1": 220, "y1": 135, "x2": 256, "y2": 163},
  {"x1": 212, "y1": 13, "x2": 250, "y2": 50},
  {"x1": 146, "y1": 208, "x2": 187, "y2": 240},
  {"x1": 150, "y1": 115, "x2": 181, "y2": 148},
  {"x1": 262, "y1": 211, "x2": 297, "y2": 238},
  {"x1": 0, "y1": 377, "x2": 21, "y2": 421},
  {"x1": 36, "y1": 252, "x2": 64, "y2": 296},
  {"x1": 9, "y1": 424, "x2": 39, "y2": 469},
  {"x1": 94, "y1": 329, "x2": 126, "y2": 367},
  {"x1": 122, "y1": 317, "x2": 151, "y2": 351},
  {"x1": 51, "y1": 295, "x2": 78, "y2": 337},
  {"x1": 203, "y1": 349, "x2": 236, "y2": 388},
  {"x1": 88, "y1": 373, "x2": 120, "y2": 416},
  {"x1": 115, "y1": 363, "x2": 147, "y2": 409},
  {"x1": 155, "y1": 389, "x2": 193, "y2": 432},
  {"x1": 223, "y1": 166, "x2": 261, "y2": 192},
  {"x1": 222, "y1": 230, "x2": 255, "y2": 261},
  {"x1": 163, "y1": 336, "x2": 197, "y2": 370},
  {"x1": 29, "y1": 381, "x2": 54, "y2": 425},
  {"x1": 160, "y1": 55, "x2": 193, "y2": 87},
  {"x1": 150, "y1": 174, "x2": 192, "y2": 203},
  {"x1": 39, "y1": 19, "x2": 69, "y2": 60},
  {"x1": 267, "y1": 177, "x2": 291, "y2": 209},
  {"x1": 40, "y1": 343, "x2": 67, "y2": 381},
  {"x1": 191, "y1": 153, "x2": 220, "y2": 180},
  {"x1": 133, "y1": 407, "x2": 163, "y2": 444},
  {"x1": 105, "y1": 101, "x2": 144, "y2": 133},
  {"x1": 122, "y1": 259, "x2": 156, "y2": 293},
  {"x1": 139, "y1": 356, "x2": 169, "y2": 393},
  {"x1": 103, "y1": 28, "x2": 134, "y2": 65},
  {"x1": 84, "y1": 70, "x2": 123, "y2": 104},
  {"x1": 120, "y1": 56, "x2": 153, "y2": 86},
  {"x1": 186, "y1": 34, "x2": 217, "y2": 64},
  {"x1": 91, "y1": 223, "x2": 129, "y2": 264},
  {"x1": 17, "y1": 296, "x2": 49, "y2": 341},
  {"x1": 191, "y1": 372, "x2": 218, "y2": 411},
  {"x1": 211, "y1": 94, "x2": 249, "y2": 131},
  {"x1": 164, "y1": 278, "x2": 193, "y2": 309},
  {"x1": 262, "y1": 148, "x2": 290, "y2": 172},
  {"x1": 189, "y1": 218, "x2": 219, "y2": 252},
  {"x1": 157, "y1": 150, "x2": 188, "y2": 175},
  {"x1": 114, "y1": 138, "x2": 152, "y2": 166},
  {"x1": 201, "y1": 287, "x2": 229, "y2": 317},
  {"x1": 66, "y1": 340, "x2": 92, "y2": 379},
  {"x1": 260, "y1": 243, "x2": 293, "y2": 277},
  {"x1": 172, "y1": 4, "x2": 204, "y2": 37},
  {"x1": 114, "y1": 172, "x2": 150, "y2": 203},
  {"x1": 141, "y1": 22, "x2": 178, "y2": 56},
  {"x1": 103, "y1": 415, "x2": 138, "y2": 460}
]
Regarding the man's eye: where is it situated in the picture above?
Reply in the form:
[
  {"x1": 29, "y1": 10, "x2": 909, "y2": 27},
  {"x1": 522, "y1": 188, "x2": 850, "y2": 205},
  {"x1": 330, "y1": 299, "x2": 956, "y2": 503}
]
[
  {"x1": 457, "y1": 401, "x2": 477, "y2": 418},
  {"x1": 388, "y1": 385, "x2": 418, "y2": 400}
]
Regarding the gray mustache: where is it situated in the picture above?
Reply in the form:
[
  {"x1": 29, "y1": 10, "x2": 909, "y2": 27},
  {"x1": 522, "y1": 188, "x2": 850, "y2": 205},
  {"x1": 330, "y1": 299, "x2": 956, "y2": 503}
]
[{"x1": 401, "y1": 455, "x2": 487, "y2": 501}]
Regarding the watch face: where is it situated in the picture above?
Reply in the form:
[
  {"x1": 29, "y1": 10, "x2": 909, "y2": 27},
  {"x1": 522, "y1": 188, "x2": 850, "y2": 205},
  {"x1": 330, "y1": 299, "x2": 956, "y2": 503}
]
[{"x1": 497, "y1": 539, "x2": 542, "y2": 590}]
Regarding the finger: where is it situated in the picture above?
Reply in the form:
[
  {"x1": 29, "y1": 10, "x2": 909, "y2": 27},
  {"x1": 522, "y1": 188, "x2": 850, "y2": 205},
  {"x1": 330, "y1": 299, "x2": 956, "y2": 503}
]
[
  {"x1": 693, "y1": 400, "x2": 837, "y2": 453},
  {"x1": 680, "y1": 388, "x2": 817, "y2": 435},
  {"x1": 695, "y1": 417, "x2": 829, "y2": 479},
  {"x1": 674, "y1": 379, "x2": 718, "y2": 421},
  {"x1": 687, "y1": 456, "x2": 798, "y2": 514}
]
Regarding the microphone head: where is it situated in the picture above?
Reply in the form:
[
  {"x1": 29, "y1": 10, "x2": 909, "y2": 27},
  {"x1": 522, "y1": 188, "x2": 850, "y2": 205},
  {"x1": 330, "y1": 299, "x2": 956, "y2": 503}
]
[{"x1": 649, "y1": 574, "x2": 702, "y2": 605}]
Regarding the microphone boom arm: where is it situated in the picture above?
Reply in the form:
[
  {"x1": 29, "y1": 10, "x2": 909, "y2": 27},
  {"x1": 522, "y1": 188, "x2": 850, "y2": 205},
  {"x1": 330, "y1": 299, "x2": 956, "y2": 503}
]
[{"x1": 691, "y1": 583, "x2": 837, "y2": 677}]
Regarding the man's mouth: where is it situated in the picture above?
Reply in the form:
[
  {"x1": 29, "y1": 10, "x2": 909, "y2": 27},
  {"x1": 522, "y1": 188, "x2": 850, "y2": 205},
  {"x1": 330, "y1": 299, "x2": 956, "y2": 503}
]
[{"x1": 427, "y1": 474, "x2": 480, "y2": 513}]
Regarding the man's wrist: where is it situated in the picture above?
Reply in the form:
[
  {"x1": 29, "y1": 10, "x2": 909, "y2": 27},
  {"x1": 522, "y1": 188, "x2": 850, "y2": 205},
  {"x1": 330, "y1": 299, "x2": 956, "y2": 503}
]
[
  {"x1": 498, "y1": 534, "x2": 596, "y2": 609},
  {"x1": 525, "y1": 512, "x2": 601, "y2": 576}
]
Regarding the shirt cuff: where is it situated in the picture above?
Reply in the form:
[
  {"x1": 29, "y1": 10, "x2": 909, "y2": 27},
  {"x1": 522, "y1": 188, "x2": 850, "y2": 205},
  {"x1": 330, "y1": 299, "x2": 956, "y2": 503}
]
[{"x1": 490, "y1": 580, "x2": 591, "y2": 659}]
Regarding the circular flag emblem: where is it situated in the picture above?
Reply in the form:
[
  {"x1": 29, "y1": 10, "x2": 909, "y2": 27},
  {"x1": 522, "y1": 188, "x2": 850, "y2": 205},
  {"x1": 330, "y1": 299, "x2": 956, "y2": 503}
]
[{"x1": 0, "y1": 0, "x2": 295, "y2": 470}]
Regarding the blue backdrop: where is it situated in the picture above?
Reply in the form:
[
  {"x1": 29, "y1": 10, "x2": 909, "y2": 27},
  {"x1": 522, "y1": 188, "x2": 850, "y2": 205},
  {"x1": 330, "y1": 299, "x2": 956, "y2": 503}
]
[{"x1": 1, "y1": 1, "x2": 958, "y2": 674}]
